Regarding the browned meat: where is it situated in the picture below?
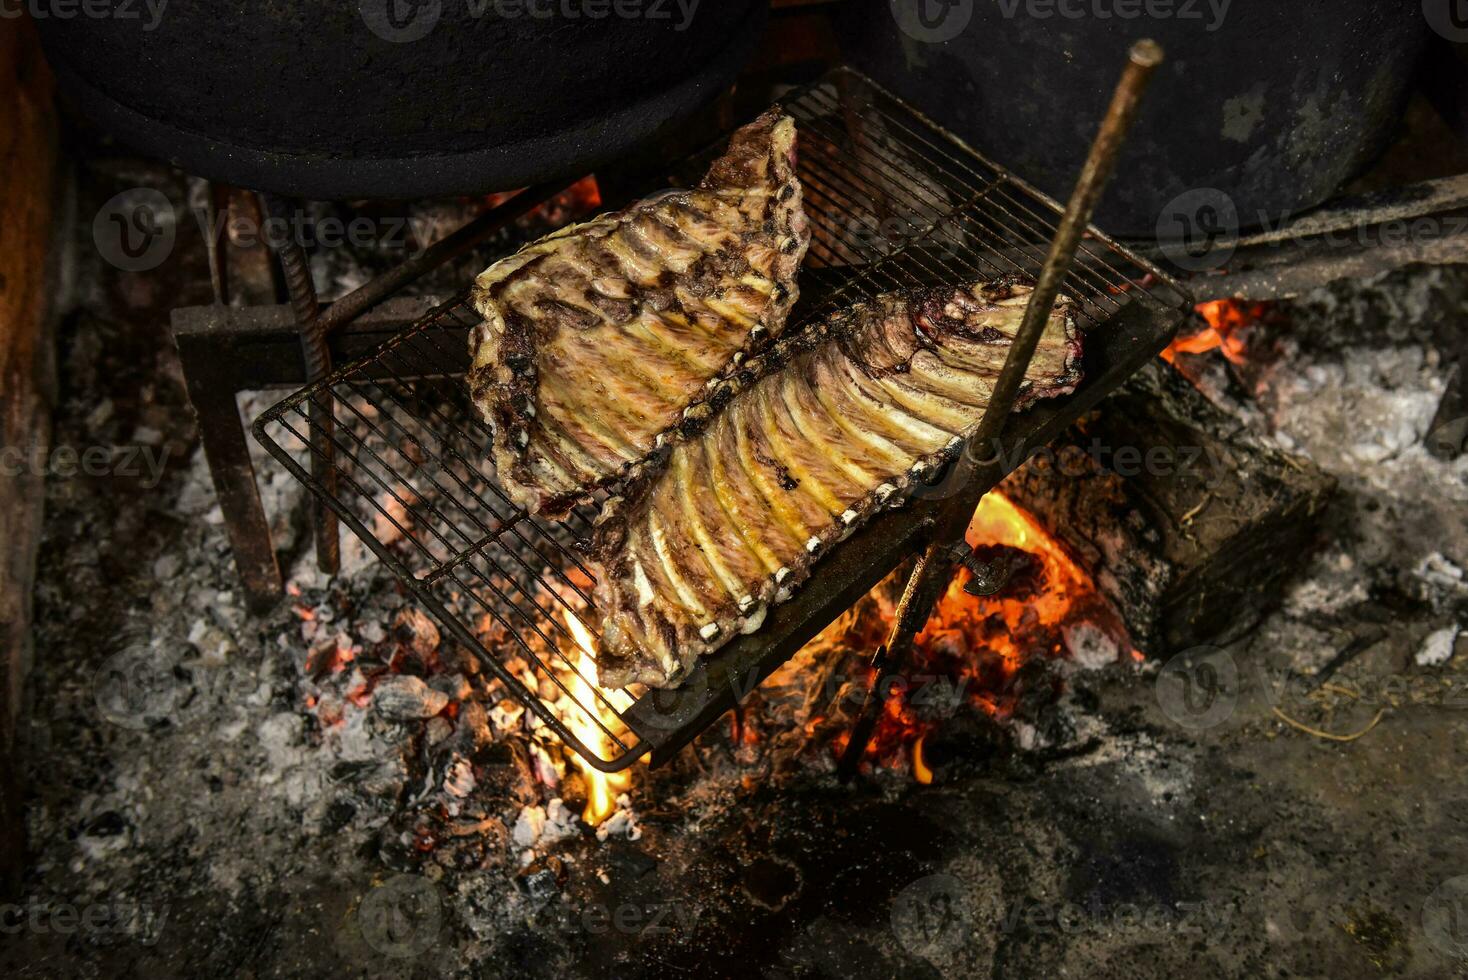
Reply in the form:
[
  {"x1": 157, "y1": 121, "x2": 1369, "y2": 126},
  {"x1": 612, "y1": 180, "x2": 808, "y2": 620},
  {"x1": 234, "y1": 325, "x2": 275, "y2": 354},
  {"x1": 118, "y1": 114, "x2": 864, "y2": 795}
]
[
  {"x1": 589, "y1": 279, "x2": 1083, "y2": 689},
  {"x1": 467, "y1": 109, "x2": 809, "y2": 517}
]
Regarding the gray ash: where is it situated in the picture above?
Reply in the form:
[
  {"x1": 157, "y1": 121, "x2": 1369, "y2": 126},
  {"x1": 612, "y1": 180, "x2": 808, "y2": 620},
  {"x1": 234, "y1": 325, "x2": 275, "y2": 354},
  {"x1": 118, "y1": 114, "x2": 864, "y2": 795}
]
[{"x1": 10, "y1": 155, "x2": 1468, "y2": 979}]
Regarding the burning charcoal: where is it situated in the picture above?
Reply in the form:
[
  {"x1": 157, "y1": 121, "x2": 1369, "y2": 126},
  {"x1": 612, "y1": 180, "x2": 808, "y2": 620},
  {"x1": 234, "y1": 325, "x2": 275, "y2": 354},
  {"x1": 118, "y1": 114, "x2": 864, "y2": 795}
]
[
  {"x1": 925, "y1": 629, "x2": 968, "y2": 661},
  {"x1": 434, "y1": 837, "x2": 486, "y2": 872},
  {"x1": 429, "y1": 673, "x2": 471, "y2": 702},
  {"x1": 305, "y1": 638, "x2": 353, "y2": 681},
  {"x1": 489, "y1": 698, "x2": 525, "y2": 734},
  {"x1": 512, "y1": 799, "x2": 579, "y2": 850},
  {"x1": 448, "y1": 814, "x2": 506, "y2": 838},
  {"x1": 516, "y1": 859, "x2": 564, "y2": 903},
  {"x1": 443, "y1": 756, "x2": 476, "y2": 798},
  {"x1": 393, "y1": 607, "x2": 441, "y2": 660},
  {"x1": 966, "y1": 544, "x2": 1044, "y2": 601},
  {"x1": 373, "y1": 675, "x2": 449, "y2": 721},
  {"x1": 594, "y1": 794, "x2": 642, "y2": 842},
  {"x1": 426, "y1": 716, "x2": 453, "y2": 746},
  {"x1": 456, "y1": 700, "x2": 493, "y2": 750},
  {"x1": 528, "y1": 743, "x2": 559, "y2": 790},
  {"x1": 372, "y1": 493, "x2": 413, "y2": 545},
  {"x1": 441, "y1": 643, "x2": 481, "y2": 676}
]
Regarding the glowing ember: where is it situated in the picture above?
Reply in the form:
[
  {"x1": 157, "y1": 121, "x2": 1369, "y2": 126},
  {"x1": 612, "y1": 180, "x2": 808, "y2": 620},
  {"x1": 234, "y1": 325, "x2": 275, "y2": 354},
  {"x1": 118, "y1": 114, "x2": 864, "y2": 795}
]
[
  {"x1": 912, "y1": 735, "x2": 933, "y2": 785},
  {"x1": 952, "y1": 491, "x2": 1107, "y2": 673},
  {"x1": 804, "y1": 489, "x2": 1127, "y2": 773},
  {"x1": 561, "y1": 611, "x2": 632, "y2": 826},
  {"x1": 484, "y1": 175, "x2": 603, "y2": 228},
  {"x1": 1161, "y1": 299, "x2": 1270, "y2": 365}
]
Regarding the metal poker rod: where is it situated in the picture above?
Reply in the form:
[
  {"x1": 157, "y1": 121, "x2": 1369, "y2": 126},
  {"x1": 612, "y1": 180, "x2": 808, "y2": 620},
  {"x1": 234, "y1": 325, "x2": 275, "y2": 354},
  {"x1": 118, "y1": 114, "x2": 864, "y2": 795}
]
[{"x1": 838, "y1": 39, "x2": 1166, "y2": 779}]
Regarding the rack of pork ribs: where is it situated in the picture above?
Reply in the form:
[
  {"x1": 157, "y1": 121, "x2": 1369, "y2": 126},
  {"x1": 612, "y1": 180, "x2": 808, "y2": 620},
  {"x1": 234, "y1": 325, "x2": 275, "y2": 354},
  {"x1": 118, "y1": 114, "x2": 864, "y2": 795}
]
[{"x1": 255, "y1": 68, "x2": 1192, "y2": 771}]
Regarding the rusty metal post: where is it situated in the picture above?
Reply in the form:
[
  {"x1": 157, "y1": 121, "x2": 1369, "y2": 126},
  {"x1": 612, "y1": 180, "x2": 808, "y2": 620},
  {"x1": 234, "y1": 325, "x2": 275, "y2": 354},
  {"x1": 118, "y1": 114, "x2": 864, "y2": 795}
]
[
  {"x1": 259, "y1": 192, "x2": 340, "y2": 575},
  {"x1": 839, "y1": 39, "x2": 1166, "y2": 779}
]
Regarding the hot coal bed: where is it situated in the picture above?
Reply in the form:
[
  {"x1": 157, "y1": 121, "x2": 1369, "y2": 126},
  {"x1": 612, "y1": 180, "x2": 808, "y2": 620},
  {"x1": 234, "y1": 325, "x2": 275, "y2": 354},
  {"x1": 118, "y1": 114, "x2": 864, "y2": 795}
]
[{"x1": 4, "y1": 9, "x2": 1468, "y2": 980}]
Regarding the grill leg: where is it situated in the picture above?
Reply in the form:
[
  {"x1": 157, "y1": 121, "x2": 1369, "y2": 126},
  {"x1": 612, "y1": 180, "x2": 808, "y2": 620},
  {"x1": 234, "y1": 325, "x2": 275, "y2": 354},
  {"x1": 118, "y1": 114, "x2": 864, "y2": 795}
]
[
  {"x1": 175, "y1": 330, "x2": 284, "y2": 613},
  {"x1": 259, "y1": 193, "x2": 339, "y2": 575}
]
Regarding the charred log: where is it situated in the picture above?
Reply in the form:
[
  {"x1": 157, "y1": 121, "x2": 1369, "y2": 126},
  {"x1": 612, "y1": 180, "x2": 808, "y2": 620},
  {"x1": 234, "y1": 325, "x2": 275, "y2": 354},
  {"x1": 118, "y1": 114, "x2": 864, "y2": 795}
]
[{"x1": 1005, "y1": 361, "x2": 1337, "y2": 656}]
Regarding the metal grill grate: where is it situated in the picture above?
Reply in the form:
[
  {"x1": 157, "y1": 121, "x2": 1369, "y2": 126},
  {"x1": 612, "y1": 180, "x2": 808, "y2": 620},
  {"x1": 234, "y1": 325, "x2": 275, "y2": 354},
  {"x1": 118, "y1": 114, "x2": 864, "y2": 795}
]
[{"x1": 253, "y1": 67, "x2": 1191, "y2": 771}]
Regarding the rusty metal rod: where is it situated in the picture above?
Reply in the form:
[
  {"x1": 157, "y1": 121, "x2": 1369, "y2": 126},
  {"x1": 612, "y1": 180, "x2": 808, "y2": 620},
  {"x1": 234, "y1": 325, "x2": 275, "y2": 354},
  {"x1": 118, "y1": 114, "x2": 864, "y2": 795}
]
[
  {"x1": 838, "y1": 39, "x2": 1165, "y2": 779},
  {"x1": 260, "y1": 192, "x2": 341, "y2": 575}
]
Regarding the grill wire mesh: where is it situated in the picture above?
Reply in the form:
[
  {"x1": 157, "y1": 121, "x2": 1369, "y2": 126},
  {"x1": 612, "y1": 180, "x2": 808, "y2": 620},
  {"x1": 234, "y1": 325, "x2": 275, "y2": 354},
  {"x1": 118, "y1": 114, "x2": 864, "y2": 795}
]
[{"x1": 253, "y1": 67, "x2": 1190, "y2": 770}]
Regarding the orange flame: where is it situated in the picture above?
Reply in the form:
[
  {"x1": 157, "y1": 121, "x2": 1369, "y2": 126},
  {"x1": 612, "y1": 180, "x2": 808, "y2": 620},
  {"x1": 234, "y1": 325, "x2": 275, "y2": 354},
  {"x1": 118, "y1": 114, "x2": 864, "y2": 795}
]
[
  {"x1": 831, "y1": 489, "x2": 1125, "y2": 772},
  {"x1": 948, "y1": 491, "x2": 1102, "y2": 672},
  {"x1": 1161, "y1": 299, "x2": 1269, "y2": 365},
  {"x1": 561, "y1": 611, "x2": 632, "y2": 826},
  {"x1": 912, "y1": 735, "x2": 933, "y2": 784}
]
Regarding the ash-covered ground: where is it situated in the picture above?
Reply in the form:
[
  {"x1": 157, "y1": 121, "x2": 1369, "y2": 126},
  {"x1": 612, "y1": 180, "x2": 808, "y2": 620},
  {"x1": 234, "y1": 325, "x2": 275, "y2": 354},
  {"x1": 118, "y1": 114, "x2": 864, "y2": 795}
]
[{"x1": 3, "y1": 155, "x2": 1467, "y2": 980}]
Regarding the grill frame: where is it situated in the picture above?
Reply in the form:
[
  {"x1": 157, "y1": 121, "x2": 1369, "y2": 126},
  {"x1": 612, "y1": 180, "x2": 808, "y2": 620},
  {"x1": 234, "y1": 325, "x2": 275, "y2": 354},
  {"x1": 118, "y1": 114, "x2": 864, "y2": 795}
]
[{"x1": 252, "y1": 67, "x2": 1192, "y2": 772}]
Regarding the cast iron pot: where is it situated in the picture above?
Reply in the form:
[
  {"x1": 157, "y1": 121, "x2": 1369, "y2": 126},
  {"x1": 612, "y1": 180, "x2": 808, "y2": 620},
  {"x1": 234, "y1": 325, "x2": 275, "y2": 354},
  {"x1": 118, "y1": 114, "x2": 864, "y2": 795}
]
[
  {"x1": 838, "y1": 1, "x2": 1430, "y2": 236},
  {"x1": 37, "y1": 0, "x2": 765, "y2": 199}
]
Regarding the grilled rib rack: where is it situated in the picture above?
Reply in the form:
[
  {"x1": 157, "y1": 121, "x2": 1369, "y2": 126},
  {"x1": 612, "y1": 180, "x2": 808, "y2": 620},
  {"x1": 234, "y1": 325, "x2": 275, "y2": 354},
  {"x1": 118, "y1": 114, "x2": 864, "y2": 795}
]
[{"x1": 253, "y1": 67, "x2": 1193, "y2": 772}]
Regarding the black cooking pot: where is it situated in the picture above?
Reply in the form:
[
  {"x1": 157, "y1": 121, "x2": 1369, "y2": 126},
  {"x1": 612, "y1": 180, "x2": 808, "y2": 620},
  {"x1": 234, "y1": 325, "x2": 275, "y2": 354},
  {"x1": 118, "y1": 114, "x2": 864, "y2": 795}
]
[
  {"x1": 838, "y1": 1, "x2": 1430, "y2": 236},
  {"x1": 36, "y1": 0, "x2": 764, "y2": 199}
]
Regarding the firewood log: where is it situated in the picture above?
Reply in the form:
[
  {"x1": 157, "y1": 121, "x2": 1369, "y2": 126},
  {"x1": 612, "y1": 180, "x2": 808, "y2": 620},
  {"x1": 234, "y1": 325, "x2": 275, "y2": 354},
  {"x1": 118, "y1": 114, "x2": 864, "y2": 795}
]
[{"x1": 1005, "y1": 361, "x2": 1336, "y2": 656}]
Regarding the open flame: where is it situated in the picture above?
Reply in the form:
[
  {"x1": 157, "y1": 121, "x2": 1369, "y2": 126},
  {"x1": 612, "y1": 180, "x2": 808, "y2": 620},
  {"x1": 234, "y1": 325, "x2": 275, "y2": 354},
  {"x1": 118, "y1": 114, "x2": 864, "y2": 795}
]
[
  {"x1": 912, "y1": 735, "x2": 933, "y2": 784},
  {"x1": 1161, "y1": 299, "x2": 1270, "y2": 365},
  {"x1": 561, "y1": 610, "x2": 632, "y2": 826},
  {"x1": 812, "y1": 489, "x2": 1127, "y2": 773},
  {"x1": 951, "y1": 491, "x2": 1116, "y2": 674},
  {"x1": 538, "y1": 492, "x2": 1118, "y2": 793}
]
